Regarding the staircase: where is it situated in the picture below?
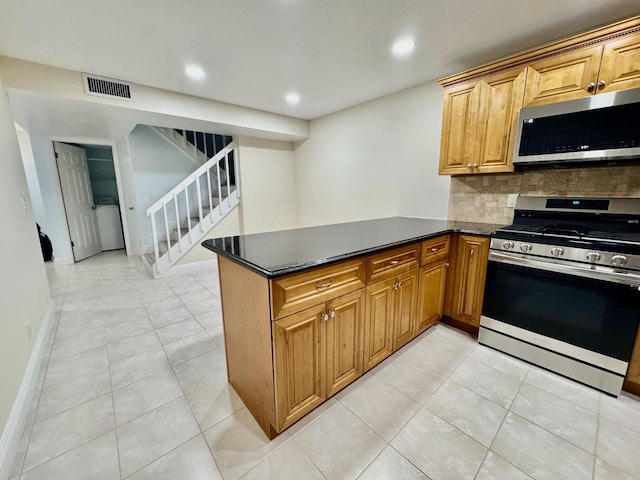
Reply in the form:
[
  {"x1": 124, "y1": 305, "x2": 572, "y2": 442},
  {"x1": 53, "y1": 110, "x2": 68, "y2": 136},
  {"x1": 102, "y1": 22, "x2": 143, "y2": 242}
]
[{"x1": 144, "y1": 139, "x2": 239, "y2": 277}]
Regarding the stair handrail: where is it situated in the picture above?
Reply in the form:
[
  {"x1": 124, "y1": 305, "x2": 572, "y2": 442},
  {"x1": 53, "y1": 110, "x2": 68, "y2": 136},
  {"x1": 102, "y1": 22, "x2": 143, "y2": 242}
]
[{"x1": 146, "y1": 142, "x2": 236, "y2": 217}]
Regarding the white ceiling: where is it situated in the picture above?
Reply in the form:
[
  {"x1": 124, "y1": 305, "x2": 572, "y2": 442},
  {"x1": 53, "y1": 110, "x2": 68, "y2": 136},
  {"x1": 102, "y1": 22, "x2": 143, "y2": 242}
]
[{"x1": 1, "y1": 0, "x2": 639, "y2": 122}]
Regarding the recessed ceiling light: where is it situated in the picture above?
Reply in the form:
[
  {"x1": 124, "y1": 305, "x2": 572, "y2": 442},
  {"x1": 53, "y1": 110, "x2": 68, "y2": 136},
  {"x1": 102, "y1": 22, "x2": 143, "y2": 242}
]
[
  {"x1": 285, "y1": 92, "x2": 300, "y2": 105},
  {"x1": 185, "y1": 65, "x2": 205, "y2": 80},
  {"x1": 392, "y1": 38, "x2": 416, "y2": 57}
]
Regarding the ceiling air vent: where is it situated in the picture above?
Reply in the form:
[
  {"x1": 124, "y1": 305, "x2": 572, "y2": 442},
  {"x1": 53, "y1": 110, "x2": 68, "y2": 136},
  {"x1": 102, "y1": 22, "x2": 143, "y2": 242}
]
[{"x1": 82, "y1": 73, "x2": 133, "y2": 101}]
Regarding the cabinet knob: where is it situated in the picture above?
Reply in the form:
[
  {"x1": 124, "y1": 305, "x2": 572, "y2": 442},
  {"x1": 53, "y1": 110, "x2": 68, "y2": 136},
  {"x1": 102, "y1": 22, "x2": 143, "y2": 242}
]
[
  {"x1": 328, "y1": 310, "x2": 336, "y2": 318},
  {"x1": 587, "y1": 81, "x2": 596, "y2": 91},
  {"x1": 445, "y1": 262, "x2": 450, "y2": 268},
  {"x1": 472, "y1": 163, "x2": 478, "y2": 168},
  {"x1": 315, "y1": 279, "x2": 334, "y2": 289},
  {"x1": 598, "y1": 80, "x2": 606, "y2": 89},
  {"x1": 321, "y1": 313, "x2": 329, "y2": 321}
]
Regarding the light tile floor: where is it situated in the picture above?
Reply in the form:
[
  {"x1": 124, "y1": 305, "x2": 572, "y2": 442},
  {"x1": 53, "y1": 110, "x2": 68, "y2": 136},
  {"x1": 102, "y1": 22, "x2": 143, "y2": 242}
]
[{"x1": 9, "y1": 251, "x2": 640, "y2": 480}]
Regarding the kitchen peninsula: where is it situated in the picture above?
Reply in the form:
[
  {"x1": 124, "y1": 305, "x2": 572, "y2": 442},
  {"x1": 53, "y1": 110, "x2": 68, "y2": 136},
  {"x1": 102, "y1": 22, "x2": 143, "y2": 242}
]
[{"x1": 202, "y1": 216, "x2": 503, "y2": 438}]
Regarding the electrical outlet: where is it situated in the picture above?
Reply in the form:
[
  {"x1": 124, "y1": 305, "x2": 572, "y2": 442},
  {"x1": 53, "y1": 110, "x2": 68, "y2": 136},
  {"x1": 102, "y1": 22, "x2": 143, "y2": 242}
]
[{"x1": 507, "y1": 194, "x2": 518, "y2": 208}]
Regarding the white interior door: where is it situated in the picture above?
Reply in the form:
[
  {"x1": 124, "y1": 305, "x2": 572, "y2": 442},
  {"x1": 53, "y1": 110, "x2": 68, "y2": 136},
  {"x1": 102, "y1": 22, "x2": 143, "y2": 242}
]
[{"x1": 54, "y1": 141, "x2": 102, "y2": 261}]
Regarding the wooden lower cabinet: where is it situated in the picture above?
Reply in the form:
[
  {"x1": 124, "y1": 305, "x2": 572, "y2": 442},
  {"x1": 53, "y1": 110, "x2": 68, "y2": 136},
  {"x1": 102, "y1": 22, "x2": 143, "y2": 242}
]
[
  {"x1": 219, "y1": 234, "x2": 490, "y2": 438},
  {"x1": 363, "y1": 277, "x2": 395, "y2": 371},
  {"x1": 274, "y1": 289, "x2": 365, "y2": 431},
  {"x1": 363, "y1": 269, "x2": 418, "y2": 371},
  {"x1": 273, "y1": 304, "x2": 325, "y2": 431},
  {"x1": 325, "y1": 290, "x2": 366, "y2": 397},
  {"x1": 624, "y1": 326, "x2": 640, "y2": 396},
  {"x1": 416, "y1": 260, "x2": 448, "y2": 334},
  {"x1": 444, "y1": 235, "x2": 490, "y2": 330},
  {"x1": 392, "y1": 269, "x2": 419, "y2": 351}
]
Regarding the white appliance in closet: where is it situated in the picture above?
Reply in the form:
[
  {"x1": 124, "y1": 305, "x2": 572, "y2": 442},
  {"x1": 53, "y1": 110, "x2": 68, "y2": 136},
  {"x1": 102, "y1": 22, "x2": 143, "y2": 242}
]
[{"x1": 94, "y1": 197, "x2": 125, "y2": 250}]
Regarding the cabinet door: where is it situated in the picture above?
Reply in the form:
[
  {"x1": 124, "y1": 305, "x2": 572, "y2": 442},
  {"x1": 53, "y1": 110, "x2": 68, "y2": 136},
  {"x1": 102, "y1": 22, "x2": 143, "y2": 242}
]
[
  {"x1": 416, "y1": 261, "x2": 448, "y2": 334},
  {"x1": 392, "y1": 269, "x2": 419, "y2": 351},
  {"x1": 273, "y1": 304, "x2": 325, "y2": 431},
  {"x1": 523, "y1": 45, "x2": 604, "y2": 107},
  {"x1": 599, "y1": 32, "x2": 640, "y2": 94},
  {"x1": 439, "y1": 80, "x2": 481, "y2": 175},
  {"x1": 451, "y1": 236, "x2": 490, "y2": 327},
  {"x1": 475, "y1": 68, "x2": 526, "y2": 173},
  {"x1": 363, "y1": 277, "x2": 396, "y2": 371},
  {"x1": 325, "y1": 290, "x2": 365, "y2": 397},
  {"x1": 624, "y1": 324, "x2": 640, "y2": 396}
]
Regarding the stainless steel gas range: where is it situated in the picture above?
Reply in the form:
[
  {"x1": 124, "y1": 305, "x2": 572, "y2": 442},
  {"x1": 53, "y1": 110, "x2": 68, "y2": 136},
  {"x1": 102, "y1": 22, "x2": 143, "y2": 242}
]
[{"x1": 479, "y1": 196, "x2": 640, "y2": 396}]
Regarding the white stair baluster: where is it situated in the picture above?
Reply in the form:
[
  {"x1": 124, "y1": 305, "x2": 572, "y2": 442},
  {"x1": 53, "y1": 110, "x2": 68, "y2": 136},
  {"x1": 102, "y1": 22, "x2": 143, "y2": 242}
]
[{"x1": 162, "y1": 203, "x2": 171, "y2": 261}]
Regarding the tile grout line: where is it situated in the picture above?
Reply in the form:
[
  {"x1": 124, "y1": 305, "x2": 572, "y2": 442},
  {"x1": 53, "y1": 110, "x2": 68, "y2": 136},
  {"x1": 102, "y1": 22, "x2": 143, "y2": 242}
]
[{"x1": 134, "y1": 276, "x2": 227, "y2": 478}]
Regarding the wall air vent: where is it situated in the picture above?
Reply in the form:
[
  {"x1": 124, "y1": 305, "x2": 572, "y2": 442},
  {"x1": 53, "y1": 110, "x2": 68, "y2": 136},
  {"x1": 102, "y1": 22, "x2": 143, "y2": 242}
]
[{"x1": 82, "y1": 73, "x2": 133, "y2": 101}]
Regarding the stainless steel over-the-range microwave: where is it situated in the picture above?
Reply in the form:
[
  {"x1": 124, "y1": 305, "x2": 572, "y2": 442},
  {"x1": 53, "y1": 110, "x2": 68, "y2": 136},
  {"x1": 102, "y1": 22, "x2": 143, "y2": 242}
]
[{"x1": 513, "y1": 87, "x2": 640, "y2": 167}]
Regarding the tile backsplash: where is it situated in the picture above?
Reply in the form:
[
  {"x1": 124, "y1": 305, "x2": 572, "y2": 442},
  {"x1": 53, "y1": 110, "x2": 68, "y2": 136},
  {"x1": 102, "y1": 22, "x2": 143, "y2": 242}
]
[{"x1": 447, "y1": 164, "x2": 640, "y2": 224}]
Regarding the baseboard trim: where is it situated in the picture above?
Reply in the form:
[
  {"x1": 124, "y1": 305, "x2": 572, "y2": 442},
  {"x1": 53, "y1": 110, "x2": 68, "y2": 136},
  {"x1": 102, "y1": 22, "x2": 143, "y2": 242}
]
[
  {"x1": 0, "y1": 300, "x2": 56, "y2": 480},
  {"x1": 163, "y1": 258, "x2": 217, "y2": 277}
]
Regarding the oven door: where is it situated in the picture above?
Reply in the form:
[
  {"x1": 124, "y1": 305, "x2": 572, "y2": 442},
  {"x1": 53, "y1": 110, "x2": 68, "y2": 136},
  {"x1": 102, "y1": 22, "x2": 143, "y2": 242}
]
[{"x1": 482, "y1": 252, "x2": 640, "y2": 366}]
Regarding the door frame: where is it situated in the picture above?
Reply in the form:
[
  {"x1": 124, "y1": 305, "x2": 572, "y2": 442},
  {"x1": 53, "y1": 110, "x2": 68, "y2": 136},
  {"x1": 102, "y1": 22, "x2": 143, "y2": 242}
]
[{"x1": 49, "y1": 136, "x2": 137, "y2": 259}]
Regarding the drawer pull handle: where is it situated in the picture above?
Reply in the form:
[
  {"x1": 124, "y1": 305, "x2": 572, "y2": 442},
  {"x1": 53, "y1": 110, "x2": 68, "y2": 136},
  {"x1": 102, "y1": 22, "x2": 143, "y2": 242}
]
[
  {"x1": 315, "y1": 279, "x2": 334, "y2": 289},
  {"x1": 431, "y1": 247, "x2": 440, "y2": 252},
  {"x1": 389, "y1": 260, "x2": 400, "y2": 266}
]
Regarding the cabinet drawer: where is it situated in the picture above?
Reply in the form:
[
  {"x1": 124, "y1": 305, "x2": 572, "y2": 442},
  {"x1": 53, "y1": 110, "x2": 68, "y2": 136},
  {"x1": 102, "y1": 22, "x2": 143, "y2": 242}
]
[
  {"x1": 271, "y1": 259, "x2": 366, "y2": 320},
  {"x1": 366, "y1": 243, "x2": 420, "y2": 284},
  {"x1": 421, "y1": 235, "x2": 450, "y2": 265}
]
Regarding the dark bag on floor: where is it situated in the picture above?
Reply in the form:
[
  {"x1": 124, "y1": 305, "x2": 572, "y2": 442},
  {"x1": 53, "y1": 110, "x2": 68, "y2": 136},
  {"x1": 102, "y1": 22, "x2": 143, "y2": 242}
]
[{"x1": 37, "y1": 223, "x2": 53, "y2": 261}]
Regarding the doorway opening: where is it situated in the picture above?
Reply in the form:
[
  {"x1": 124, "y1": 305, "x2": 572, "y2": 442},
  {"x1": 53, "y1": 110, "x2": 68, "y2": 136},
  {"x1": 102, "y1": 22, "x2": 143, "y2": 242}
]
[{"x1": 54, "y1": 141, "x2": 125, "y2": 262}]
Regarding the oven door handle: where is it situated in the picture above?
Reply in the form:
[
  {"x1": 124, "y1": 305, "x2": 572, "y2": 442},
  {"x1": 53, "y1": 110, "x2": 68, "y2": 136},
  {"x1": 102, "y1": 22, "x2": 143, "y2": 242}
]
[{"x1": 489, "y1": 251, "x2": 640, "y2": 288}]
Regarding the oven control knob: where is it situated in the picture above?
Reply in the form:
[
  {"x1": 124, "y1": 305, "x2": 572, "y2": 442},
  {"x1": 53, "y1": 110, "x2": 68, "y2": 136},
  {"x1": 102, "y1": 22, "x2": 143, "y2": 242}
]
[
  {"x1": 611, "y1": 255, "x2": 628, "y2": 267},
  {"x1": 550, "y1": 247, "x2": 565, "y2": 257},
  {"x1": 520, "y1": 243, "x2": 532, "y2": 253},
  {"x1": 502, "y1": 241, "x2": 514, "y2": 250},
  {"x1": 586, "y1": 251, "x2": 601, "y2": 263}
]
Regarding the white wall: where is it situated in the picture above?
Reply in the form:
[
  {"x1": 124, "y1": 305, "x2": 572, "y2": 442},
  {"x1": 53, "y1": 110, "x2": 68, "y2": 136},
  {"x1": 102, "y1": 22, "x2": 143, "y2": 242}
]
[
  {"x1": 128, "y1": 125, "x2": 202, "y2": 250},
  {"x1": 176, "y1": 136, "x2": 297, "y2": 265},
  {"x1": 236, "y1": 136, "x2": 296, "y2": 234},
  {"x1": 15, "y1": 125, "x2": 46, "y2": 228},
  {"x1": 28, "y1": 135, "x2": 75, "y2": 265},
  {"x1": 294, "y1": 81, "x2": 450, "y2": 227},
  {"x1": 0, "y1": 76, "x2": 51, "y2": 450}
]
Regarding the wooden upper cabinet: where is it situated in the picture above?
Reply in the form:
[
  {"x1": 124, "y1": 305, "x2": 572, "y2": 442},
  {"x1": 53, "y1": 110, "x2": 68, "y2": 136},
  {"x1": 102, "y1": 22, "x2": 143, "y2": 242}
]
[
  {"x1": 439, "y1": 68, "x2": 525, "y2": 175},
  {"x1": 599, "y1": 32, "x2": 640, "y2": 94},
  {"x1": 439, "y1": 80, "x2": 482, "y2": 175},
  {"x1": 524, "y1": 32, "x2": 640, "y2": 107},
  {"x1": 475, "y1": 68, "x2": 526, "y2": 173},
  {"x1": 523, "y1": 45, "x2": 603, "y2": 107},
  {"x1": 439, "y1": 17, "x2": 640, "y2": 175}
]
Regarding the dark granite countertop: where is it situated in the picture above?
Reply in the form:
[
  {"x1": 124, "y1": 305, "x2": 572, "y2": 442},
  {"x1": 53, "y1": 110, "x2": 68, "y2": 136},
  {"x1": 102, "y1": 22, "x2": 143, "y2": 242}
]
[{"x1": 201, "y1": 217, "x2": 506, "y2": 278}]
